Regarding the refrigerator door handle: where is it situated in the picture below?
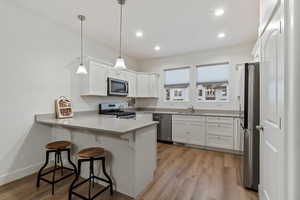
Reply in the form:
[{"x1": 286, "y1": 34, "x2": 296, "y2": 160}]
[{"x1": 256, "y1": 125, "x2": 264, "y2": 131}]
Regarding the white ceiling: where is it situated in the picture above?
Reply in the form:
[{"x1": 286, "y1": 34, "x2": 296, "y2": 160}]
[{"x1": 11, "y1": 0, "x2": 259, "y2": 60}]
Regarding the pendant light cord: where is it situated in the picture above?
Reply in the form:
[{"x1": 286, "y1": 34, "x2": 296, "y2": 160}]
[
  {"x1": 80, "y1": 18, "x2": 84, "y2": 65},
  {"x1": 119, "y1": 3, "x2": 123, "y2": 58}
]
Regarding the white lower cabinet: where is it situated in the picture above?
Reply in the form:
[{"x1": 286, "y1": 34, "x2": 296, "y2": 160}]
[
  {"x1": 206, "y1": 117, "x2": 234, "y2": 150},
  {"x1": 172, "y1": 115, "x2": 206, "y2": 146},
  {"x1": 206, "y1": 135, "x2": 233, "y2": 150},
  {"x1": 136, "y1": 113, "x2": 153, "y2": 121},
  {"x1": 172, "y1": 115, "x2": 241, "y2": 152}
]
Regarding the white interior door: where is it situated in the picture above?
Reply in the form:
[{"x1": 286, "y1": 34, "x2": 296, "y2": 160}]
[{"x1": 259, "y1": 7, "x2": 285, "y2": 200}]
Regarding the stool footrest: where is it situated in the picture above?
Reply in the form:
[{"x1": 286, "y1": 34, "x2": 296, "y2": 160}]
[
  {"x1": 40, "y1": 171, "x2": 75, "y2": 184},
  {"x1": 71, "y1": 175, "x2": 110, "y2": 190},
  {"x1": 71, "y1": 185, "x2": 110, "y2": 200},
  {"x1": 40, "y1": 166, "x2": 74, "y2": 177}
]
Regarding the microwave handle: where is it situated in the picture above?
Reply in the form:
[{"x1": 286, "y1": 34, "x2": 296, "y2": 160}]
[{"x1": 126, "y1": 82, "x2": 129, "y2": 93}]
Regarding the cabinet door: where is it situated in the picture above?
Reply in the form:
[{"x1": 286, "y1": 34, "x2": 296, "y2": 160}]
[
  {"x1": 187, "y1": 122, "x2": 206, "y2": 146},
  {"x1": 172, "y1": 120, "x2": 188, "y2": 143},
  {"x1": 107, "y1": 68, "x2": 125, "y2": 80},
  {"x1": 136, "y1": 74, "x2": 150, "y2": 97},
  {"x1": 89, "y1": 62, "x2": 108, "y2": 96},
  {"x1": 136, "y1": 113, "x2": 153, "y2": 121},
  {"x1": 148, "y1": 74, "x2": 159, "y2": 98},
  {"x1": 233, "y1": 118, "x2": 244, "y2": 151}
]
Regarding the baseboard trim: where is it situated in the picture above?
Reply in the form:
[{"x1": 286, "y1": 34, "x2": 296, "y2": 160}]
[{"x1": 0, "y1": 162, "x2": 49, "y2": 186}]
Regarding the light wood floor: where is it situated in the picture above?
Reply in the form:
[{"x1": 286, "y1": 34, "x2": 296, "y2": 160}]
[{"x1": 0, "y1": 143, "x2": 257, "y2": 200}]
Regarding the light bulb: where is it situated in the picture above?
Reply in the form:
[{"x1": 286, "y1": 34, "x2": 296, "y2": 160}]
[
  {"x1": 76, "y1": 63, "x2": 88, "y2": 74},
  {"x1": 215, "y1": 9, "x2": 225, "y2": 16},
  {"x1": 218, "y1": 33, "x2": 226, "y2": 38},
  {"x1": 114, "y1": 58, "x2": 127, "y2": 69}
]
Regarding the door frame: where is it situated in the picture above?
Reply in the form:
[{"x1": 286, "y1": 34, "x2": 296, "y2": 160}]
[{"x1": 285, "y1": 0, "x2": 300, "y2": 199}]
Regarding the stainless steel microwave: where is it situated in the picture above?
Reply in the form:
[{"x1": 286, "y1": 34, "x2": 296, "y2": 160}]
[{"x1": 107, "y1": 77, "x2": 129, "y2": 96}]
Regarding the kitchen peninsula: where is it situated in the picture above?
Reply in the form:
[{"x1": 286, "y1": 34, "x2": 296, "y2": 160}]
[{"x1": 35, "y1": 111, "x2": 158, "y2": 198}]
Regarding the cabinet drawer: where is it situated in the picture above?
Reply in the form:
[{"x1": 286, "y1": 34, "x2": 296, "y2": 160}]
[
  {"x1": 173, "y1": 115, "x2": 205, "y2": 122},
  {"x1": 206, "y1": 117, "x2": 233, "y2": 124},
  {"x1": 207, "y1": 122, "x2": 233, "y2": 137},
  {"x1": 207, "y1": 135, "x2": 233, "y2": 150}
]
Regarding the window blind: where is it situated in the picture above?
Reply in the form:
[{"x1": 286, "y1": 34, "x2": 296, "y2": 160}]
[
  {"x1": 164, "y1": 67, "x2": 190, "y2": 88},
  {"x1": 197, "y1": 63, "x2": 230, "y2": 84}
]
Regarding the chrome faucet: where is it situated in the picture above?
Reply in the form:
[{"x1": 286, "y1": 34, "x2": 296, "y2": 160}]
[{"x1": 188, "y1": 105, "x2": 195, "y2": 113}]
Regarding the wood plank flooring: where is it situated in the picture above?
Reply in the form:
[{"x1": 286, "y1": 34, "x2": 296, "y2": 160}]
[{"x1": 0, "y1": 143, "x2": 257, "y2": 200}]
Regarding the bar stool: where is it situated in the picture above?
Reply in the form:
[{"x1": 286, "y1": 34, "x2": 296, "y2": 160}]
[
  {"x1": 69, "y1": 147, "x2": 113, "y2": 200},
  {"x1": 36, "y1": 141, "x2": 77, "y2": 195}
]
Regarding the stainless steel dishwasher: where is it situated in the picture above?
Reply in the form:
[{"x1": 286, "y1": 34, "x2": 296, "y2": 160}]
[{"x1": 153, "y1": 113, "x2": 173, "y2": 143}]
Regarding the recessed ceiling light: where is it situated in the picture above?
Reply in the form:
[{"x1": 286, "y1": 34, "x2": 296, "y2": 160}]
[
  {"x1": 215, "y1": 8, "x2": 225, "y2": 16},
  {"x1": 135, "y1": 31, "x2": 143, "y2": 38},
  {"x1": 218, "y1": 33, "x2": 226, "y2": 38},
  {"x1": 154, "y1": 45, "x2": 161, "y2": 51}
]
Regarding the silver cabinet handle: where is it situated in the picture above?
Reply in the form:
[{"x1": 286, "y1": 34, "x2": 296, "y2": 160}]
[{"x1": 256, "y1": 125, "x2": 264, "y2": 131}]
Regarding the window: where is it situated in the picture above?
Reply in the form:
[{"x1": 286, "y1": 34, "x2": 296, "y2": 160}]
[
  {"x1": 197, "y1": 63, "x2": 230, "y2": 102},
  {"x1": 164, "y1": 67, "x2": 190, "y2": 102}
]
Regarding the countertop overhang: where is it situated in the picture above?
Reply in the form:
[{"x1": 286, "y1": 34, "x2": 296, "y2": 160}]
[{"x1": 35, "y1": 111, "x2": 158, "y2": 135}]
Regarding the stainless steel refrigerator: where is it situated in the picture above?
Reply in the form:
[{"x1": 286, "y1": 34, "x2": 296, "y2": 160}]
[{"x1": 239, "y1": 62, "x2": 260, "y2": 191}]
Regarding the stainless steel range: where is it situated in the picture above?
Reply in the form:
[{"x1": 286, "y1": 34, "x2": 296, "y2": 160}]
[{"x1": 99, "y1": 103, "x2": 136, "y2": 119}]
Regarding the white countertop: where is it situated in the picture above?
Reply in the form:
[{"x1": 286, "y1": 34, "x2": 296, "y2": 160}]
[
  {"x1": 133, "y1": 109, "x2": 240, "y2": 118},
  {"x1": 35, "y1": 111, "x2": 158, "y2": 135}
]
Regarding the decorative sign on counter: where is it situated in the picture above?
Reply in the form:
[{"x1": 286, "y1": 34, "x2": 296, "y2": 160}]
[{"x1": 55, "y1": 96, "x2": 73, "y2": 119}]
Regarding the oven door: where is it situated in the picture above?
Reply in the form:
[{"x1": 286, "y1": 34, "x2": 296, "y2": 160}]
[{"x1": 108, "y1": 78, "x2": 128, "y2": 96}]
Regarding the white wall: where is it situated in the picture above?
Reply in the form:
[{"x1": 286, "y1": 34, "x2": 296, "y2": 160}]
[
  {"x1": 0, "y1": 1, "x2": 138, "y2": 185},
  {"x1": 136, "y1": 44, "x2": 254, "y2": 110}
]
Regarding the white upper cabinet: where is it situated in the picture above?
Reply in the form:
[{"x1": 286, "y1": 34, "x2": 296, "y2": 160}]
[
  {"x1": 259, "y1": 0, "x2": 280, "y2": 35},
  {"x1": 80, "y1": 61, "x2": 108, "y2": 96},
  {"x1": 136, "y1": 73, "x2": 159, "y2": 98},
  {"x1": 80, "y1": 60, "x2": 158, "y2": 98},
  {"x1": 107, "y1": 68, "x2": 126, "y2": 80}
]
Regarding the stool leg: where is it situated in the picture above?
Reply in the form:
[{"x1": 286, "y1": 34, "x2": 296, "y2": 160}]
[
  {"x1": 88, "y1": 159, "x2": 92, "y2": 199},
  {"x1": 51, "y1": 151, "x2": 58, "y2": 195},
  {"x1": 91, "y1": 159, "x2": 95, "y2": 188},
  {"x1": 69, "y1": 160, "x2": 81, "y2": 200},
  {"x1": 67, "y1": 149, "x2": 77, "y2": 173},
  {"x1": 36, "y1": 150, "x2": 50, "y2": 188},
  {"x1": 58, "y1": 150, "x2": 64, "y2": 176},
  {"x1": 101, "y1": 157, "x2": 113, "y2": 195}
]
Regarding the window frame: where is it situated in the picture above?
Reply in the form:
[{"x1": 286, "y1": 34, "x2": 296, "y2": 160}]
[
  {"x1": 164, "y1": 66, "x2": 191, "y2": 102},
  {"x1": 196, "y1": 62, "x2": 231, "y2": 103}
]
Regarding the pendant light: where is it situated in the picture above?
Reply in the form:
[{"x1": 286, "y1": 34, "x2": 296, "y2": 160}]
[
  {"x1": 114, "y1": 0, "x2": 127, "y2": 69},
  {"x1": 76, "y1": 15, "x2": 88, "y2": 74}
]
